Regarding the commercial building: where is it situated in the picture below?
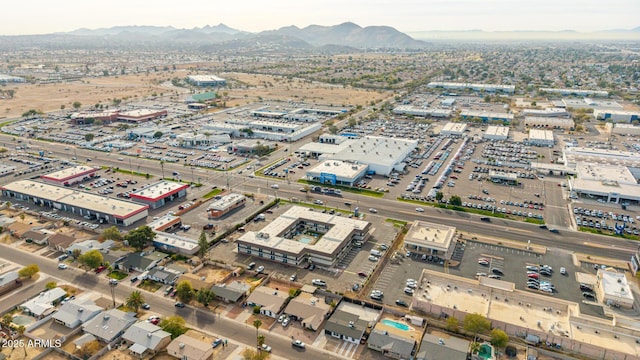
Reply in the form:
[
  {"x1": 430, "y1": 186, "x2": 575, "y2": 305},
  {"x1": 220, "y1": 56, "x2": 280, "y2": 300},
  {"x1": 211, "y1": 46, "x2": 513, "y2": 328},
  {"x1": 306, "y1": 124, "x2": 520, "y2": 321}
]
[
  {"x1": 206, "y1": 193, "x2": 247, "y2": 218},
  {"x1": 0, "y1": 74, "x2": 25, "y2": 83},
  {"x1": 328, "y1": 136, "x2": 419, "y2": 176},
  {"x1": 41, "y1": 165, "x2": 99, "y2": 186},
  {"x1": 428, "y1": 82, "x2": 515, "y2": 94},
  {"x1": 440, "y1": 122, "x2": 467, "y2": 136},
  {"x1": 562, "y1": 147, "x2": 640, "y2": 168},
  {"x1": 483, "y1": 126, "x2": 509, "y2": 140},
  {"x1": 153, "y1": 232, "x2": 200, "y2": 255},
  {"x1": 116, "y1": 109, "x2": 168, "y2": 124},
  {"x1": 561, "y1": 98, "x2": 623, "y2": 111},
  {"x1": 245, "y1": 286, "x2": 289, "y2": 318},
  {"x1": 176, "y1": 132, "x2": 231, "y2": 148},
  {"x1": 392, "y1": 106, "x2": 452, "y2": 118},
  {"x1": 236, "y1": 206, "x2": 371, "y2": 267},
  {"x1": 1, "y1": 180, "x2": 149, "y2": 226},
  {"x1": 70, "y1": 109, "x2": 167, "y2": 125},
  {"x1": 521, "y1": 108, "x2": 569, "y2": 117},
  {"x1": 570, "y1": 163, "x2": 640, "y2": 204},
  {"x1": 539, "y1": 88, "x2": 609, "y2": 97},
  {"x1": 204, "y1": 118, "x2": 322, "y2": 142},
  {"x1": 594, "y1": 109, "x2": 640, "y2": 123},
  {"x1": 595, "y1": 269, "x2": 634, "y2": 309},
  {"x1": 527, "y1": 129, "x2": 554, "y2": 147},
  {"x1": 186, "y1": 75, "x2": 227, "y2": 87},
  {"x1": 404, "y1": 221, "x2": 456, "y2": 260},
  {"x1": 611, "y1": 123, "x2": 640, "y2": 136},
  {"x1": 524, "y1": 116, "x2": 575, "y2": 130},
  {"x1": 305, "y1": 160, "x2": 368, "y2": 186},
  {"x1": 460, "y1": 110, "x2": 514, "y2": 123},
  {"x1": 128, "y1": 180, "x2": 189, "y2": 209}
]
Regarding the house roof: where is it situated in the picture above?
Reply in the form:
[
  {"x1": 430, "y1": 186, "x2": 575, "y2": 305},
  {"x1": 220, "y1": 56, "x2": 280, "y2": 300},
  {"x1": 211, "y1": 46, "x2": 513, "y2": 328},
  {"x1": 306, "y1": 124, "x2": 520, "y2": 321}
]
[
  {"x1": 284, "y1": 292, "x2": 331, "y2": 330},
  {"x1": 20, "y1": 287, "x2": 67, "y2": 316},
  {"x1": 52, "y1": 296, "x2": 103, "y2": 327},
  {"x1": 212, "y1": 281, "x2": 250, "y2": 302},
  {"x1": 123, "y1": 252, "x2": 157, "y2": 270},
  {"x1": 147, "y1": 267, "x2": 182, "y2": 283},
  {"x1": 101, "y1": 249, "x2": 129, "y2": 265},
  {"x1": 324, "y1": 310, "x2": 368, "y2": 340},
  {"x1": 48, "y1": 233, "x2": 76, "y2": 249},
  {"x1": 368, "y1": 330, "x2": 416, "y2": 357},
  {"x1": 0, "y1": 271, "x2": 19, "y2": 287},
  {"x1": 245, "y1": 286, "x2": 289, "y2": 313},
  {"x1": 21, "y1": 230, "x2": 48, "y2": 241},
  {"x1": 67, "y1": 239, "x2": 114, "y2": 254},
  {"x1": 417, "y1": 333, "x2": 470, "y2": 360},
  {"x1": 82, "y1": 309, "x2": 137, "y2": 342},
  {"x1": 166, "y1": 334, "x2": 212, "y2": 359},
  {"x1": 122, "y1": 321, "x2": 171, "y2": 352}
]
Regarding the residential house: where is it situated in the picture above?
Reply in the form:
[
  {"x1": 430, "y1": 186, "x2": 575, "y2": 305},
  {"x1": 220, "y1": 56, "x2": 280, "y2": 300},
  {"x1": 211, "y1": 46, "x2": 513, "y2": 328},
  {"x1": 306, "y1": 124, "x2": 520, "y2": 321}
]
[
  {"x1": 367, "y1": 321, "x2": 418, "y2": 360},
  {"x1": 146, "y1": 266, "x2": 183, "y2": 285},
  {"x1": 19, "y1": 287, "x2": 67, "y2": 318},
  {"x1": 211, "y1": 281, "x2": 250, "y2": 303},
  {"x1": 21, "y1": 230, "x2": 49, "y2": 245},
  {"x1": 47, "y1": 233, "x2": 76, "y2": 252},
  {"x1": 82, "y1": 309, "x2": 137, "y2": 343},
  {"x1": 0, "y1": 271, "x2": 21, "y2": 296},
  {"x1": 122, "y1": 321, "x2": 171, "y2": 357},
  {"x1": 7, "y1": 222, "x2": 32, "y2": 238},
  {"x1": 416, "y1": 333, "x2": 470, "y2": 360},
  {"x1": 118, "y1": 252, "x2": 162, "y2": 272},
  {"x1": 324, "y1": 309, "x2": 368, "y2": 344},
  {"x1": 283, "y1": 292, "x2": 331, "y2": 331},
  {"x1": 101, "y1": 249, "x2": 129, "y2": 268},
  {"x1": 166, "y1": 334, "x2": 213, "y2": 360},
  {"x1": 245, "y1": 286, "x2": 289, "y2": 318},
  {"x1": 67, "y1": 239, "x2": 114, "y2": 255},
  {"x1": 52, "y1": 296, "x2": 102, "y2": 328}
]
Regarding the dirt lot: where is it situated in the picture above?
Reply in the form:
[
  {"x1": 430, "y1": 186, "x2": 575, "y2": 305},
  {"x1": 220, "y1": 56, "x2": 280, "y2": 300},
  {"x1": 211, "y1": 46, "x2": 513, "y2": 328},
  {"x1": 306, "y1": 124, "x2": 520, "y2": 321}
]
[{"x1": 195, "y1": 266, "x2": 231, "y2": 284}]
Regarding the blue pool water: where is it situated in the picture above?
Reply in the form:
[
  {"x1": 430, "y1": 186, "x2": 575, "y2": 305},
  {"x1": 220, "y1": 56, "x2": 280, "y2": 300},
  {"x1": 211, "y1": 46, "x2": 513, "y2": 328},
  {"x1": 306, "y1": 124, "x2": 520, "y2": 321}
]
[
  {"x1": 381, "y1": 319, "x2": 409, "y2": 331},
  {"x1": 299, "y1": 237, "x2": 313, "y2": 244},
  {"x1": 478, "y1": 343, "x2": 495, "y2": 360}
]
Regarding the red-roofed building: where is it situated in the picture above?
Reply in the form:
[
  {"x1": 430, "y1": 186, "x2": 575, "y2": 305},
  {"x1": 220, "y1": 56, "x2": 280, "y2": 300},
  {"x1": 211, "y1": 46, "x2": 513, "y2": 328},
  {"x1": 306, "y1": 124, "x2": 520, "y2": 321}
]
[{"x1": 129, "y1": 181, "x2": 189, "y2": 209}]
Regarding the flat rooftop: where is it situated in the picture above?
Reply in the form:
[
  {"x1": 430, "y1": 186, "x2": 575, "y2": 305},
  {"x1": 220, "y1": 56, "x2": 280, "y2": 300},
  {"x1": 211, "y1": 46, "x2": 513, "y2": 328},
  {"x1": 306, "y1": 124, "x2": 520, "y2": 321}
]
[
  {"x1": 529, "y1": 129, "x2": 554, "y2": 141},
  {"x1": 237, "y1": 206, "x2": 370, "y2": 257},
  {"x1": 187, "y1": 75, "x2": 225, "y2": 82},
  {"x1": 1, "y1": 180, "x2": 148, "y2": 218},
  {"x1": 154, "y1": 232, "x2": 198, "y2": 252},
  {"x1": 599, "y1": 270, "x2": 634, "y2": 302},
  {"x1": 129, "y1": 181, "x2": 188, "y2": 202},
  {"x1": 329, "y1": 136, "x2": 419, "y2": 169},
  {"x1": 441, "y1": 123, "x2": 467, "y2": 133},
  {"x1": 485, "y1": 126, "x2": 509, "y2": 137},
  {"x1": 207, "y1": 193, "x2": 246, "y2": 211},
  {"x1": 405, "y1": 221, "x2": 455, "y2": 251},
  {"x1": 41, "y1": 166, "x2": 98, "y2": 182},
  {"x1": 564, "y1": 147, "x2": 640, "y2": 167},
  {"x1": 307, "y1": 160, "x2": 368, "y2": 179},
  {"x1": 460, "y1": 110, "x2": 514, "y2": 120}
]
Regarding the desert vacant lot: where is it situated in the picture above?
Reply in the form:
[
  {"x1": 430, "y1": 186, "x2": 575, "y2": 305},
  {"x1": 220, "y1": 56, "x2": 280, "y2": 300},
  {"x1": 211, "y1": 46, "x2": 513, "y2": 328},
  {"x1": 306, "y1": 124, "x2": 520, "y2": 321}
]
[{"x1": 1, "y1": 70, "x2": 390, "y2": 120}]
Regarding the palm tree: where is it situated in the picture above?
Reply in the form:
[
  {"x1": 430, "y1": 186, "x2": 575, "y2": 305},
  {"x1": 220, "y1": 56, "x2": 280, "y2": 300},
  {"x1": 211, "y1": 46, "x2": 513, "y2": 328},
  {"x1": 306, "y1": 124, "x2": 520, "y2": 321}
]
[
  {"x1": 252, "y1": 319, "x2": 262, "y2": 348},
  {"x1": 126, "y1": 290, "x2": 145, "y2": 313}
]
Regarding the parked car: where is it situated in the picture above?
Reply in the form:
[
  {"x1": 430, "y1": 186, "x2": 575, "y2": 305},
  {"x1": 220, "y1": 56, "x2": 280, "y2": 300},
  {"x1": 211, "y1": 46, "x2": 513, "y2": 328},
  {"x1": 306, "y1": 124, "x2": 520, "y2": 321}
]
[
  {"x1": 247, "y1": 262, "x2": 256, "y2": 270},
  {"x1": 256, "y1": 266, "x2": 265, "y2": 274},
  {"x1": 395, "y1": 299, "x2": 408, "y2": 307},
  {"x1": 212, "y1": 339, "x2": 222, "y2": 348},
  {"x1": 291, "y1": 340, "x2": 306, "y2": 349},
  {"x1": 142, "y1": 303, "x2": 150, "y2": 310},
  {"x1": 174, "y1": 302, "x2": 185, "y2": 308},
  {"x1": 260, "y1": 344, "x2": 272, "y2": 352},
  {"x1": 312, "y1": 279, "x2": 326, "y2": 286}
]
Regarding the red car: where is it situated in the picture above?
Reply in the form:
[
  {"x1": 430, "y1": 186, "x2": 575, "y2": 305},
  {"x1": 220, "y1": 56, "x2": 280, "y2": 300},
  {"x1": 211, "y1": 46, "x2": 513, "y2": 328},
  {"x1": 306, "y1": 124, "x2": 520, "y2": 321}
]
[
  {"x1": 95, "y1": 265, "x2": 106, "y2": 273},
  {"x1": 527, "y1": 273, "x2": 539, "y2": 279}
]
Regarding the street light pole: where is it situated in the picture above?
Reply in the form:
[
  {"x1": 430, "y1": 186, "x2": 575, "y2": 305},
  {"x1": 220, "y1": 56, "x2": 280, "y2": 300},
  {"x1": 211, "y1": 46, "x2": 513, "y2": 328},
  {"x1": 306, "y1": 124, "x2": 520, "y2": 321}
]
[{"x1": 109, "y1": 282, "x2": 118, "y2": 308}]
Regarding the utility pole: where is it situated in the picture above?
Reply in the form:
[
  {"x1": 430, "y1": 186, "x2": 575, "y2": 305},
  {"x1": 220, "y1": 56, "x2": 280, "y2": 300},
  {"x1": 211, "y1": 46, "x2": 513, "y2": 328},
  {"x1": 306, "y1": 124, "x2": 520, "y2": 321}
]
[{"x1": 109, "y1": 281, "x2": 118, "y2": 308}]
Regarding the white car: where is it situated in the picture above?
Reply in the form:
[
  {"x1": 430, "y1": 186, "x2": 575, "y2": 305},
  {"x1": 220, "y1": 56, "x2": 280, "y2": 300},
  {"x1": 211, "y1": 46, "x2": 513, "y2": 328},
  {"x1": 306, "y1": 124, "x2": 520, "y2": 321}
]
[
  {"x1": 261, "y1": 344, "x2": 272, "y2": 352},
  {"x1": 256, "y1": 266, "x2": 265, "y2": 273},
  {"x1": 403, "y1": 287, "x2": 415, "y2": 295},
  {"x1": 368, "y1": 255, "x2": 379, "y2": 262},
  {"x1": 369, "y1": 208, "x2": 378, "y2": 213},
  {"x1": 405, "y1": 282, "x2": 417, "y2": 289},
  {"x1": 415, "y1": 207, "x2": 425, "y2": 212},
  {"x1": 57, "y1": 263, "x2": 68, "y2": 270},
  {"x1": 277, "y1": 314, "x2": 286, "y2": 323},
  {"x1": 282, "y1": 317, "x2": 290, "y2": 327},
  {"x1": 270, "y1": 184, "x2": 279, "y2": 189}
]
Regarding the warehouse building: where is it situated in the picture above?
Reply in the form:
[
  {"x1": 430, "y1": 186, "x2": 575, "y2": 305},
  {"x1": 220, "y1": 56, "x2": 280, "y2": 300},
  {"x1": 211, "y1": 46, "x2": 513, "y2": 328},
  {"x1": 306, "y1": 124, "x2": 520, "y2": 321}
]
[
  {"x1": 569, "y1": 163, "x2": 640, "y2": 204},
  {"x1": 539, "y1": 88, "x2": 609, "y2": 97},
  {"x1": 186, "y1": 75, "x2": 226, "y2": 87},
  {"x1": 0, "y1": 74, "x2": 25, "y2": 83},
  {"x1": 392, "y1": 106, "x2": 452, "y2": 118},
  {"x1": 483, "y1": 126, "x2": 509, "y2": 140},
  {"x1": 305, "y1": 160, "x2": 368, "y2": 186},
  {"x1": 526, "y1": 129, "x2": 554, "y2": 147},
  {"x1": 561, "y1": 98, "x2": 623, "y2": 111},
  {"x1": 116, "y1": 109, "x2": 168, "y2": 124},
  {"x1": 440, "y1": 123, "x2": 467, "y2": 136},
  {"x1": 153, "y1": 232, "x2": 199, "y2": 255},
  {"x1": 404, "y1": 221, "x2": 457, "y2": 261},
  {"x1": 41, "y1": 166, "x2": 99, "y2": 186},
  {"x1": 427, "y1": 82, "x2": 515, "y2": 94},
  {"x1": 207, "y1": 193, "x2": 246, "y2": 219},
  {"x1": 594, "y1": 109, "x2": 640, "y2": 123},
  {"x1": 521, "y1": 108, "x2": 569, "y2": 118},
  {"x1": 460, "y1": 110, "x2": 514, "y2": 123},
  {"x1": 0, "y1": 180, "x2": 148, "y2": 226},
  {"x1": 562, "y1": 147, "x2": 640, "y2": 168},
  {"x1": 128, "y1": 181, "x2": 189, "y2": 209},
  {"x1": 611, "y1": 123, "x2": 640, "y2": 136},
  {"x1": 236, "y1": 206, "x2": 371, "y2": 267},
  {"x1": 328, "y1": 136, "x2": 419, "y2": 176},
  {"x1": 176, "y1": 132, "x2": 231, "y2": 148},
  {"x1": 70, "y1": 109, "x2": 167, "y2": 125},
  {"x1": 595, "y1": 269, "x2": 634, "y2": 309},
  {"x1": 524, "y1": 116, "x2": 575, "y2": 130}
]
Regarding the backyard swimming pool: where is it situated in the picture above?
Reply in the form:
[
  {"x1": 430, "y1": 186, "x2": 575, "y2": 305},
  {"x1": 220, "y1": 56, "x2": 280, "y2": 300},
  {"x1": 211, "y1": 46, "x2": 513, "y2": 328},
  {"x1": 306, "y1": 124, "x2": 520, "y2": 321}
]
[
  {"x1": 381, "y1": 319, "x2": 409, "y2": 331},
  {"x1": 12, "y1": 315, "x2": 34, "y2": 326}
]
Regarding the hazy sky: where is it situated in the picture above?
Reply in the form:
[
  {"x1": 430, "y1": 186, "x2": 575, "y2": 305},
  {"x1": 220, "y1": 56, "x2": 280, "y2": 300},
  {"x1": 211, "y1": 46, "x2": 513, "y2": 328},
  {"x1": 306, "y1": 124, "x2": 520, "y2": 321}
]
[{"x1": 2, "y1": 0, "x2": 638, "y2": 35}]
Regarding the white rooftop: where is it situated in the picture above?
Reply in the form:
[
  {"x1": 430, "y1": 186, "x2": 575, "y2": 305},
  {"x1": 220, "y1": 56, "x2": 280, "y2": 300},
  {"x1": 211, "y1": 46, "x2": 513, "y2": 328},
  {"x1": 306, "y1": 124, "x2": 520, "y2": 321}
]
[
  {"x1": 207, "y1": 193, "x2": 246, "y2": 211},
  {"x1": 485, "y1": 126, "x2": 509, "y2": 137},
  {"x1": 329, "y1": 136, "x2": 419, "y2": 170},
  {"x1": 129, "y1": 180, "x2": 187, "y2": 201},
  {"x1": 187, "y1": 75, "x2": 226, "y2": 82},
  {"x1": 42, "y1": 166, "x2": 98, "y2": 181},
  {"x1": 307, "y1": 160, "x2": 368, "y2": 179},
  {"x1": 441, "y1": 122, "x2": 467, "y2": 134},
  {"x1": 404, "y1": 221, "x2": 456, "y2": 252},
  {"x1": 529, "y1": 129, "x2": 554, "y2": 141},
  {"x1": 599, "y1": 270, "x2": 634, "y2": 302},
  {"x1": 460, "y1": 110, "x2": 514, "y2": 120}
]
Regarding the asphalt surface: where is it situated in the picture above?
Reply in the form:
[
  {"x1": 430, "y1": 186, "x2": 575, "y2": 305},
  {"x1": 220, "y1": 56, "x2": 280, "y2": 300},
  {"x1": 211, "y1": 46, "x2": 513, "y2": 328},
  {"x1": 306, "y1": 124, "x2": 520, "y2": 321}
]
[{"x1": 0, "y1": 243, "x2": 344, "y2": 360}]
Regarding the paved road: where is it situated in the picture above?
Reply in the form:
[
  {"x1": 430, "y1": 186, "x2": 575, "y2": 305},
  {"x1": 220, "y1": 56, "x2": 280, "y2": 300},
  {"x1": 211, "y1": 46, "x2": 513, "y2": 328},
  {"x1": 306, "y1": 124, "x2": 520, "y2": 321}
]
[{"x1": 0, "y1": 243, "x2": 344, "y2": 360}]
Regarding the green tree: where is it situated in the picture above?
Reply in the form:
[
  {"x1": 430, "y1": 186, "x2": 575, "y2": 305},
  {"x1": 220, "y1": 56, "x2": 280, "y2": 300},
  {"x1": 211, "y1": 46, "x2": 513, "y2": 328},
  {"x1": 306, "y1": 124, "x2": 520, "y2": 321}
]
[
  {"x1": 470, "y1": 342, "x2": 481, "y2": 355},
  {"x1": 72, "y1": 101, "x2": 82, "y2": 110},
  {"x1": 196, "y1": 288, "x2": 215, "y2": 307},
  {"x1": 463, "y1": 313, "x2": 491, "y2": 340},
  {"x1": 72, "y1": 248, "x2": 82, "y2": 260},
  {"x1": 159, "y1": 316, "x2": 188, "y2": 339},
  {"x1": 446, "y1": 316, "x2": 459, "y2": 332},
  {"x1": 78, "y1": 249, "x2": 104, "y2": 270},
  {"x1": 126, "y1": 290, "x2": 145, "y2": 313},
  {"x1": 124, "y1": 225, "x2": 156, "y2": 251},
  {"x1": 153, "y1": 131, "x2": 163, "y2": 139},
  {"x1": 490, "y1": 328, "x2": 509, "y2": 349},
  {"x1": 450, "y1": 195, "x2": 462, "y2": 206},
  {"x1": 175, "y1": 280, "x2": 195, "y2": 303},
  {"x1": 1, "y1": 314, "x2": 13, "y2": 329},
  {"x1": 253, "y1": 319, "x2": 262, "y2": 347},
  {"x1": 435, "y1": 191, "x2": 444, "y2": 202},
  {"x1": 328, "y1": 125, "x2": 338, "y2": 134},
  {"x1": 18, "y1": 264, "x2": 39, "y2": 278},
  {"x1": 84, "y1": 133, "x2": 94, "y2": 142},
  {"x1": 198, "y1": 231, "x2": 208, "y2": 259},
  {"x1": 45, "y1": 281, "x2": 57, "y2": 290},
  {"x1": 101, "y1": 226, "x2": 123, "y2": 241}
]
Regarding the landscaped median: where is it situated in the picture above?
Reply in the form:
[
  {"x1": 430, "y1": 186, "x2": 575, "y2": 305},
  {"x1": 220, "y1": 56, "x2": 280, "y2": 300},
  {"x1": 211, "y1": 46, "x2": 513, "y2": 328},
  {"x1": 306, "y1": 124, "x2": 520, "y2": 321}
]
[{"x1": 578, "y1": 226, "x2": 639, "y2": 241}]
